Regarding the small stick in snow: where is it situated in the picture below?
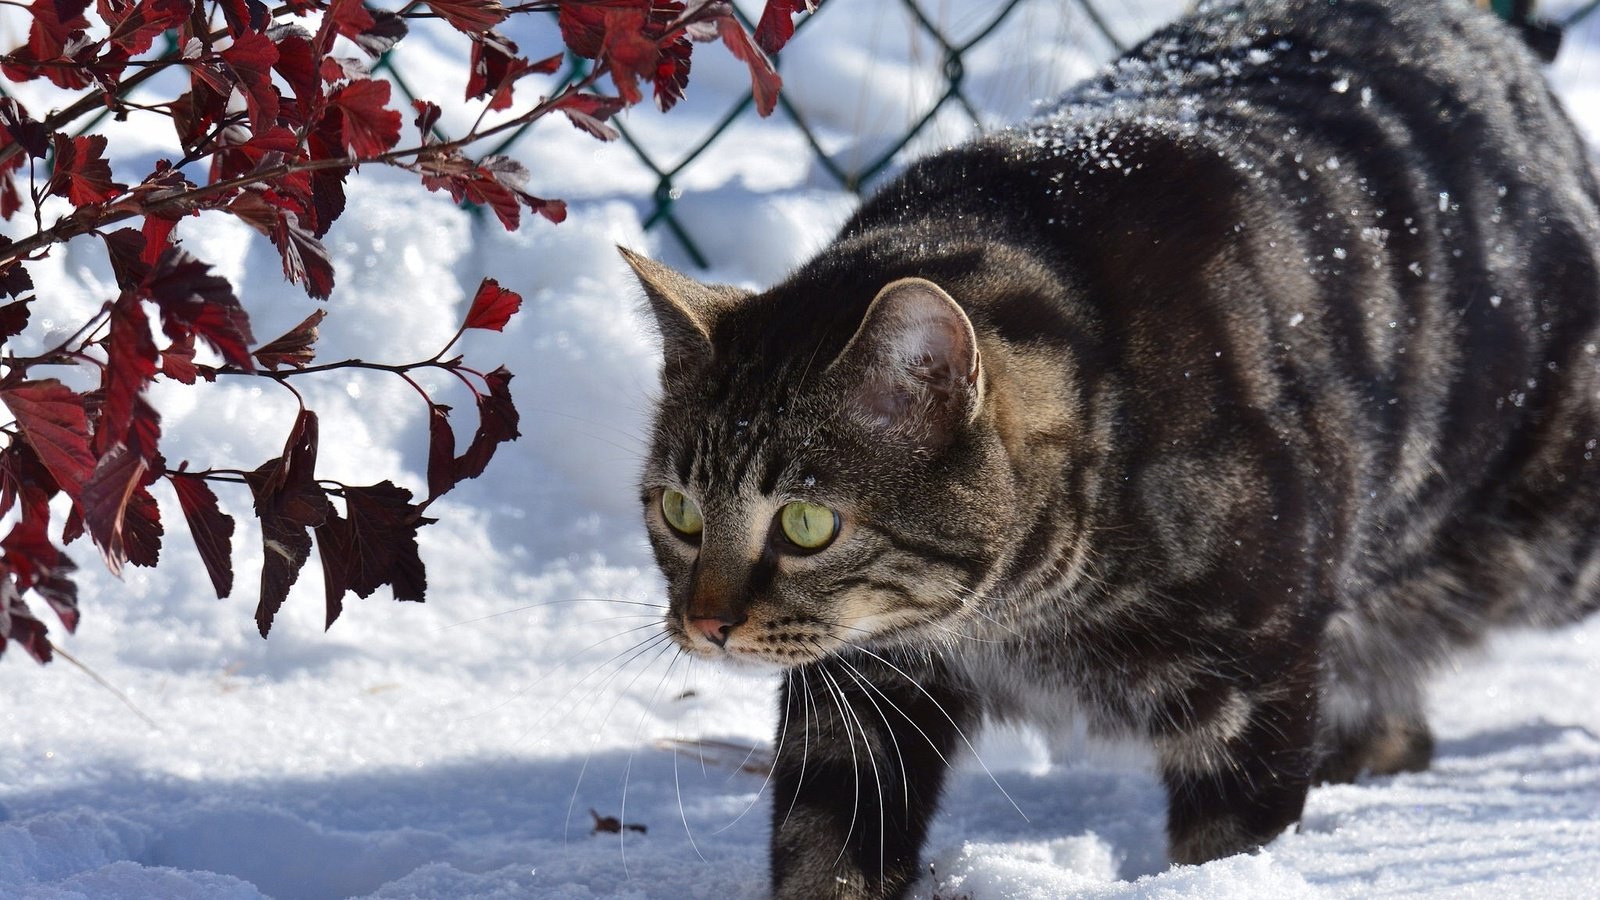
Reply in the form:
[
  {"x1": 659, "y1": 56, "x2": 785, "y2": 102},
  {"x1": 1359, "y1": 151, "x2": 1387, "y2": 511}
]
[{"x1": 49, "y1": 642, "x2": 162, "y2": 732}]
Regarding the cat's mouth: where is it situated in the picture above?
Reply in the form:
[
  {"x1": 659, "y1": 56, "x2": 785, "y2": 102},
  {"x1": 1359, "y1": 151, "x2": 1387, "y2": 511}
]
[{"x1": 669, "y1": 606, "x2": 945, "y2": 666}]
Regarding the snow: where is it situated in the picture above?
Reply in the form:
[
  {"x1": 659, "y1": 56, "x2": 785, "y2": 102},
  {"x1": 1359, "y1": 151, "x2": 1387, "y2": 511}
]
[{"x1": 2, "y1": 1, "x2": 1599, "y2": 898}]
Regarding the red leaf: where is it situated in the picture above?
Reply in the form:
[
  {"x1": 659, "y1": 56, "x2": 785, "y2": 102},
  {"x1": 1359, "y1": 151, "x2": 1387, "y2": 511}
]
[
  {"x1": 271, "y1": 25, "x2": 321, "y2": 119},
  {"x1": 169, "y1": 472, "x2": 234, "y2": 599},
  {"x1": 34, "y1": 554, "x2": 80, "y2": 632},
  {"x1": 142, "y1": 248, "x2": 256, "y2": 368},
  {"x1": 320, "y1": 56, "x2": 368, "y2": 84},
  {"x1": 0, "y1": 98, "x2": 50, "y2": 159},
  {"x1": 558, "y1": 1, "x2": 610, "y2": 58},
  {"x1": 254, "y1": 309, "x2": 325, "y2": 370},
  {"x1": 463, "y1": 277, "x2": 522, "y2": 332},
  {"x1": 276, "y1": 211, "x2": 337, "y2": 299},
  {"x1": 0, "y1": 442, "x2": 61, "y2": 518},
  {"x1": 100, "y1": 294, "x2": 160, "y2": 453},
  {"x1": 0, "y1": 257, "x2": 31, "y2": 304},
  {"x1": 348, "y1": 10, "x2": 407, "y2": 58},
  {"x1": 413, "y1": 99, "x2": 442, "y2": 137},
  {"x1": 652, "y1": 27, "x2": 692, "y2": 113},
  {"x1": 754, "y1": 0, "x2": 816, "y2": 55},
  {"x1": 313, "y1": 508, "x2": 349, "y2": 627},
  {"x1": 454, "y1": 366, "x2": 519, "y2": 483},
  {"x1": 160, "y1": 334, "x2": 207, "y2": 384},
  {"x1": 230, "y1": 189, "x2": 337, "y2": 298},
  {"x1": 0, "y1": 579, "x2": 54, "y2": 664},
  {"x1": 0, "y1": 299, "x2": 30, "y2": 343},
  {"x1": 465, "y1": 35, "x2": 556, "y2": 111},
  {"x1": 0, "y1": 380, "x2": 96, "y2": 500},
  {"x1": 141, "y1": 214, "x2": 180, "y2": 267},
  {"x1": 333, "y1": 481, "x2": 427, "y2": 600},
  {"x1": 3, "y1": 493, "x2": 59, "y2": 591},
  {"x1": 101, "y1": 228, "x2": 149, "y2": 291},
  {"x1": 217, "y1": 0, "x2": 269, "y2": 34},
  {"x1": 601, "y1": 8, "x2": 660, "y2": 107},
  {"x1": 325, "y1": 0, "x2": 374, "y2": 45},
  {"x1": 80, "y1": 444, "x2": 148, "y2": 575},
  {"x1": 23, "y1": 0, "x2": 91, "y2": 58},
  {"x1": 221, "y1": 30, "x2": 281, "y2": 132},
  {"x1": 123, "y1": 395, "x2": 163, "y2": 464},
  {"x1": 527, "y1": 196, "x2": 567, "y2": 224},
  {"x1": 101, "y1": 0, "x2": 192, "y2": 56},
  {"x1": 428, "y1": 0, "x2": 507, "y2": 35},
  {"x1": 716, "y1": 14, "x2": 781, "y2": 117},
  {"x1": 244, "y1": 410, "x2": 333, "y2": 636},
  {"x1": 426, "y1": 404, "x2": 455, "y2": 500},
  {"x1": 3, "y1": 0, "x2": 92, "y2": 90},
  {"x1": 329, "y1": 78, "x2": 402, "y2": 158},
  {"x1": 555, "y1": 92, "x2": 625, "y2": 141},
  {"x1": 124, "y1": 484, "x2": 162, "y2": 567},
  {"x1": 49, "y1": 134, "x2": 125, "y2": 206}
]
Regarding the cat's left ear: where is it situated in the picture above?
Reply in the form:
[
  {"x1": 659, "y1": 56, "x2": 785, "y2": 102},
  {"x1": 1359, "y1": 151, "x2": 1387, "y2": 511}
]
[
  {"x1": 619, "y1": 247, "x2": 738, "y2": 374},
  {"x1": 831, "y1": 277, "x2": 983, "y2": 445}
]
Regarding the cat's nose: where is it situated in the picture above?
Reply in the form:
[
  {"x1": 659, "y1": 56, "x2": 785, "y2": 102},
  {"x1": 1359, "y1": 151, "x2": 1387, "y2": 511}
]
[{"x1": 689, "y1": 614, "x2": 745, "y2": 648}]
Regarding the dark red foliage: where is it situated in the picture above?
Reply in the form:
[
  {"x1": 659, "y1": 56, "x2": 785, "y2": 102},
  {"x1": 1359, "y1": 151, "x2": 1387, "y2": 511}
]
[
  {"x1": 245, "y1": 409, "x2": 333, "y2": 637},
  {"x1": 428, "y1": 0, "x2": 508, "y2": 35},
  {"x1": 169, "y1": 472, "x2": 234, "y2": 599},
  {"x1": 0, "y1": 380, "x2": 96, "y2": 501},
  {"x1": 100, "y1": 294, "x2": 160, "y2": 452},
  {"x1": 221, "y1": 30, "x2": 281, "y2": 132},
  {"x1": 555, "y1": 92, "x2": 626, "y2": 141},
  {"x1": 754, "y1": 0, "x2": 818, "y2": 55},
  {"x1": 0, "y1": 0, "x2": 810, "y2": 663},
  {"x1": 464, "y1": 278, "x2": 522, "y2": 332},
  {"x1": 466, "y1": 34, "x2": 560, "y2": 112},
  {"x1": 0, "y1": 299, "x2": 30, "y2": 340},
  {"x1": 49, "y1": 134, "x2": 124, "y2": 206},
  {"x1": 254, "y1": 310, "x2": 325, "y2": 371},
  {"x1": 714, "y1": 14, "x2": 781, "y2": 117},
  {"x1": 454, "y1": 366, "x2": 520, "y2": 483},
  {"x1": 330, "y1": 79, "x2": 403, "y2": 157},
  {"x1": 141, "y1": 248, "x2": 257, "y2": 367}
]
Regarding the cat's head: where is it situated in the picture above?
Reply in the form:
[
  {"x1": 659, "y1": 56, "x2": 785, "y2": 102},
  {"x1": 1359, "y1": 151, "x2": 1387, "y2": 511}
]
[{"x1": 625, "y1": 248, "x2": 1020, "y2": 668}]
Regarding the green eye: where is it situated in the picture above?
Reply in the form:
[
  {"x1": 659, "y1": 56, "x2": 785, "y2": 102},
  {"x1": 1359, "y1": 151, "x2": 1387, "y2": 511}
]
[
  {"x1": 779, "y1": 502, "x2": 839, "y2": 551},
  {"x1": 661, "y1": 489, "x2": 703, "y2": 537}
]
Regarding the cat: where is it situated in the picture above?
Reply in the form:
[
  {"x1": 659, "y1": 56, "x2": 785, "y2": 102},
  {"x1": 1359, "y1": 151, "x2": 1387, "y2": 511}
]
[{"x1": 624, "y1": 0, "x2": 1600, "y2": 897}]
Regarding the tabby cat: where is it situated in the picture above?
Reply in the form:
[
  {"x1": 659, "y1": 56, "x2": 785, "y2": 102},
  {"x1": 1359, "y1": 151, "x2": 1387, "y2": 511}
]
[{"x1": 626, "y1": 0, "x2": 1600, "y2": 896}]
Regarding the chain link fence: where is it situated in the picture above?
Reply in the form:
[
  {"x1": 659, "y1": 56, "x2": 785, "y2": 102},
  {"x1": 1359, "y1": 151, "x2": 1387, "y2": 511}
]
[{"x1": 389, "y1": 0, "x2": 1600, "y2": 270}]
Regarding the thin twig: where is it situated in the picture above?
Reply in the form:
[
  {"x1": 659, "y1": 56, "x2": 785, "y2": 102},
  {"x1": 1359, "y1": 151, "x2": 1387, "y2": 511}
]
[{"x1": 49, "y1": 641, "x2": 162, "y2": 732}]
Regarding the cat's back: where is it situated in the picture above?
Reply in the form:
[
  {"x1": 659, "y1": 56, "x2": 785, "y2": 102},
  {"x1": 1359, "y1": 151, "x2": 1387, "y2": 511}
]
[{"x1": 825, "y1": 0, "x2": 1600, "y2": 611}]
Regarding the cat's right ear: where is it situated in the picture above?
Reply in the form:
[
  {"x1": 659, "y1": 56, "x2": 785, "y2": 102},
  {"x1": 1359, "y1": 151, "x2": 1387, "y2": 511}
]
[
  {"x1": 619, "y1": 246, "x2": 733, "y2": 374},
  {"x1": 831, "y1": 277, "x2": 983, "y2": 447}
]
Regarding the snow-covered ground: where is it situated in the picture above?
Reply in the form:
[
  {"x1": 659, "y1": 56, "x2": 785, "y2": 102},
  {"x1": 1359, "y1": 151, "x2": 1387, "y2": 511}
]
[{"x1": 3, "y1": 1, "x2": 1599, "y2": 898}]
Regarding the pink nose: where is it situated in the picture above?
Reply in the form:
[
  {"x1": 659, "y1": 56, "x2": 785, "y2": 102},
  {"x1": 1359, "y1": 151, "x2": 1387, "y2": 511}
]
[{"x1": 689, "y1": 616, "x2": 741, "y2": 648}]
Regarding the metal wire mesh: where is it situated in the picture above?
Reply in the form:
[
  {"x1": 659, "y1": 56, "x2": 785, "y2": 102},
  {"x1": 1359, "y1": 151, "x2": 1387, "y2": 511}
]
[{"x1": 387, "y1": 0, "x2": 1600, "y2": 269}]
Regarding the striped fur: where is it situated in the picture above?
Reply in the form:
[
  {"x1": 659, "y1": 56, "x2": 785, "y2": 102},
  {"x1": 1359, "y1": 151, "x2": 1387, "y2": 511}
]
[{"x1": 629, "y1": 1, "x2": 1600, "y2": 896}]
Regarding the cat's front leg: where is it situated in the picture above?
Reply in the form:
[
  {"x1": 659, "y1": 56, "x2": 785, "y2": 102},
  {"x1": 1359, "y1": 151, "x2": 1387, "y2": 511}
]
[
  {"x1": 769, "y1": 654, "x2": 973, "y2": 900},
  {"x1": 1154, "y1": 662, "x2": 1321, "y2": 865}
]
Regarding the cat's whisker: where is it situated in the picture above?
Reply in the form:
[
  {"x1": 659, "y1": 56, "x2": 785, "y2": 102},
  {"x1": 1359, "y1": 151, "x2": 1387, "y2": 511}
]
[
  {"x1": 712, "y1": 668, "x2": 792, "y2": 835},
  {"x1": 816, "y1": 665, "x2": 874, "y2": 870},
  {"x1": 845, "y1": 642, "x2": 1030, "y2": 825},
  {"x1": 777, "y1": 666, "x2": 818, "y2": 834},
  {"x1": 832, "y1": 650, "x2": 961, "y2": 778},
  {"x1": 488, "y1": 621, "x2": 668, "y2": 729},
  {"x1": 619, "y1": 644, "x2": 689, "y2": 876},
  {"x1": 434, "y1": 596, "x2": 665, "y2": 633},
  {"x1": 561, "y1": 632, "x2": 675, "y2": 845},
  {"x1": 832, "y1": 654, "x2": 913, "y2": 809}
]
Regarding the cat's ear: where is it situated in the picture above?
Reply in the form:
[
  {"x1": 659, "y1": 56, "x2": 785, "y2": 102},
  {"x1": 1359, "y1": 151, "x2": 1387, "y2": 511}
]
[
  {"x1": 619, "y1": 246, "x2": 734, "y2": 372},
  {"x1": 832, "y1": 277, "x2": 983, "y2": 445}
]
